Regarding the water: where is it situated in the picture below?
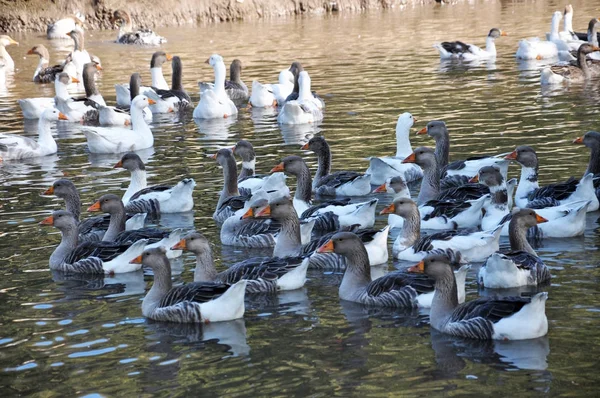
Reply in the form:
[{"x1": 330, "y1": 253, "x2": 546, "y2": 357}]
[{"x1": 1, "y1": 0, "x2": 600, "y2": 395}]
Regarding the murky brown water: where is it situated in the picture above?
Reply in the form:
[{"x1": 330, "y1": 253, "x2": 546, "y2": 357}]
[{"x1": 1, "y1": 0, "x2": 600, "y2": 395}]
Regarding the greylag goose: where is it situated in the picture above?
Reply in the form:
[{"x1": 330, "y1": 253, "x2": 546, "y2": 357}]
[
  {"x1": 381, "y1": 198, "x2": 503, "y2": 263},
  {"x1": 574, "y1": 17, "x2": 600, "y2": 43},
  {"x1": 232, "y1": 140, "x2": 289, "y2": 194},
  {"x1": 132, "y1": 247, "x2": 247, "y2": 323},
  {"x1": 505, "y1": 146, "x2": 598, "y2": 211},
  {"x1": 212, "y1": 148, "x2": 253, "y2": 223},
  {"x1": 284, "y1": 62, "x2": 324, "y2": 106},
  {"x1": 365, "y1": 112, "x2": 424, "y2": 185},
  {"x1": 408, "y1": 253, "x2": 548, "y2": 340},
  {"x1": 541, "y1": 43, "x2": 600, "y2": 85},
  {"x1": 278, "y1": 71, "x2": 323, "y2": 125},
  {"x1": 0, "y1": 108, "x2": 67, "y2": 160},
  {"x1": 434, "y1": 28, "x2": 507, "y2": 61},
  {"x1": 27, "y1": 45, "x2": 65, "y2": 83},
  {"x1": 115, "y1": 52, "x2": 172, "y2": 107},
  {"x1": 0, "y1": 35, "x2": 19, "y2": 70},
  {"x1": 373, "y1": 176, "x2": 411, "y2": 229},
  {"x1": 194, "y1": 54, "x2": 238, "y2": 119},
  {"x1": 316, "y1": 233, "x2": 467, "y2": 308},
  {"x1": 172, "y1": 231, "x2": 309, "y2": 293},
  {"x1": 46, "y1": 12, "x2": 85, "y2": 40},
  {"x1": 224, "y1": 59, "x2": 249, "y2": 103},
  {"x1": 111, "y1": 10, "x2": 167, "y2": 46},
  {"x1": 66, "y1": 30, "x2": 92, "y2": 80},
  {"x1": 302, "y1": 136, "x2": 371, "y2": 196},
  {"x1": 114, "y1": 152, "x2": 195, "y2": 214},
  {"x1": 479, "y1": 209, "x2": 551, "y2": 289},
  {"x1": 573, "y1": 131, "x2": 600, "y2": 199},
  {"x1": 145, "y1": 56, "x2": 192, "y2": 113},
  {"x1": 40, "y1": 211, "x2": 147, "y2": 274},
  {"x1": 87, "y1": 194, "x2": 184, "y2": 259}
]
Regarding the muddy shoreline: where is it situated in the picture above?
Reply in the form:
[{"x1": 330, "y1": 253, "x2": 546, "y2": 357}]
[{"x1": 1, "y1": 0, "x2": 448, "y2": 33}]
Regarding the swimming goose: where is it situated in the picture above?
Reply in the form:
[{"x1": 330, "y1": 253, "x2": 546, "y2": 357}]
[
  {"x1": 249, "y1": 69, "x2": 294, "y2": 107},
  {"x1": 408, "y1": 254, "x2": 548, "y2": 340},
  {"x1": 401, "y1": 146, "x2": 442, "y2": 204},
  {"x1": 193, "y1": 54, "x2": 238, "y2": 119},
  {"x1": 475, "y1": 166, "x2": 590, "y2": 238},
  {"x1": 66, "y1": 30, "x2": 92, "y2": 80},
  {"x1": 114, "y1": 152, "x2": 195, "y2": 214},
  {"x1": 47, "y1": 12, "x2": 85, "y2": 40},
  {"x1": 115, "y1": 73, "x2": 153, "y2": 122},
  {"x1": 0, "y1": 108, "x2": 66, "y2": 160},
  {"x1": 271, "y1": 155, "x2": 378, "y2": 231},
  {"x1": 132, "y1": 247, "x2": 246, "y2": 323},
  {"x1": 541, "y1": 43, "x2": 600, "y2": 85},
  {"x1": 278, "y1": 71, "x2": 323, "y2": 125},
  {"x1": 212, "y1": 148, "x2": 253, "y2": 223},
  {"x1": 574, "y1": 16, "x2": 600, "y2": 43},
  {"x1": 145, "y1": 56, "x2": 192, "y2": 113},
  {"x1": 573, "y1": 131, "x2": 600, "y2": 198},
  {"x1": 434, "y1": 28, "x2": 507, "y2": 61},
  {"x1": 316, "y1": 232, "x2": 466, "y2": 308},
  {"x1": 115, "y1": 52, "x2": 171, "y2": 107},
  {"x1": 505, "y1": 146, "x2": 598, "y2": 211},
  {"x1": 373, "y1": 176, "x2": 411, "y2": 229},
  {"x1": 479, "y1": 209, "x2": 551, "y2": 289},
  {"x1": 0, "y1": 35, "x2": 19, "y2": 71},
  {"x1": 365, "y1": 112, "x2": 424, "y2": 185},
  {"x1": 224, "y1": 59, "x2": 249, "y2": 103},
  {"x1": 40, "y1": 211, "x2": 148, "y2": 274},
  {"x1": 571, "y1": 18, "x2": 600, "y2": 62},
  {"x1": 284, "y1": 62, "x2": 325, "y2": 107},
  {"x1": 302, "y1": 136, "x2": 371, "y2": 196},
  {"x1": 55, "y1": 63, "x2": 103, "y2": 124},
  {"x1": 232, "y1": 140, "x2": 289, "y2": 194},
  {"x1": 381, "y1": 198, "x2": 502, "y2": 262},
  {"x1": 27, "y1": 45, "x2": 65, "y2": 83},
  {"x1": 172, "y1": 231, "x2": 309, "y2": 293},
  {"x1": 42, "y1": 179, "x2": 146, "y2": 241},
  {"x1": 82, "y1": 95, "x2": 156, "y2": 154},
  {"x1": 516, "y1": 13, "x2": 560, "y2": 60},
  {"x1": 111, "y1": 10, "x2": 167, "y2": 46}
]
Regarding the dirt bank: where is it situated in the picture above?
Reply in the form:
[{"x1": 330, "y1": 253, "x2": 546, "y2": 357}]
[{"x1": 0, "y1": 0, "x2": 446, "y2": 33}]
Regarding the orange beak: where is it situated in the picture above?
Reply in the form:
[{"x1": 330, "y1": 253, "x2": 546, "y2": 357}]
[
  {"x1": 58, "y1": 112, "x2": 69, "y2": 121},
  {"x1": 71, "y1": 77, "x2": 80, "y2": 83},
  {"x1": 40, "y1": 215, "x2": 54, "y2": 225},
  {"x1": 27, "y1": 48, "x2": 35, "y2": 55},
  {"x1": 166, "y1": 54, "x2": 173, "y2": 61},
  {"x1": 270, "y1": 162, "x2": 285, "y2": 173},
  {"x1": 469, "y1": 174, "x2": 479, "y2": 183},
  {"x1": 129, "y1": 254, "x2": 143, "y2": 264},
  {"x1": 301, "y1": 143, "x2": 310, "y2": 150},
  {"x1": 407, "y1": 261, "x2": 425, "y2": 273},
  {"x1": 211, "y1": 152, "x2": 218, "y2": 159},
  {"x1": 255, "y1": 205, "x2": 271, "y2": 218},
  {"x1": 380, "y1": 203, "x2": 395, "y2": 215},
  {"x1": 573, "y1": 137, "x2": 584, "y2": 144},
  {"x1": 95, "y1": 64, "x2": 103, "y2": 71},
  {"x1": 536, "y1": 55, "x2": 543, "y2": 60},
  {"x1": 413, "y1": 117, "x2": 418, "y2": 123},
  {"x1": 241, "y1": 207, "x2": 254, "y2": 219},
  {"x1": 42, "y1": 186, "x2": 54, "y2": 195},
  {"x1": 504, "y1": 150, "x2": 518, "y2": 160},
  {"x1": 87, "y1": 201, "x2": 101, "y2": 212},
  {"x1": 593, "y1": 46, "x2": 600, "y2": 52},
  {"x1": 535, "y1": 213, "x2": 548, "y2": 224},
  {"x1": 171, "y1": 239, "x2": 187, "y2": 250},
  {"x1": 113, "y1": 160, "x2": 123, "y2": 168},
  {"x1": 373, "y1": 183, "x2": 387, "y2": 193},
  {"x1": 402, "y1": 152, "x2": 417, "y2": 164},
  {"x1": 316, "y1": 239, "x2": 335, "y2": 254},
  {"x1": 417, "y1": 127, "x2": 428, "y2": 135},
  {"x1": 501, "y1": 31, "x2": 508, "y2": 36},
  {"x1": 148, "y1": 99, "x2": 156, "y2": 105}
]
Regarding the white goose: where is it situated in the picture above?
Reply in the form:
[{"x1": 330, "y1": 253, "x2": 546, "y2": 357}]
[
  {"x1": 66, "y1": 30, "x2": 92, "y2": 80},
  {"x1": 249, "y1": 69, "x2": 295, "y2": 108},
  {"x1": 47, "y1": 13, "x2": 85, "y2": 39},
  {"x1": 365, "y1": 112, "x2": 424, "y2": 185},
  {"x1": 193, "y1": 54, "x2": 238, "y2": 119},
  {"x1": 516, "y1": 13, "x2": 560, "y2": 60},
  {"x1": 82, "y1": 95, "x2": 156, "y2": 154},
  {"x1": 115, "y1": 51, "x2": 171, "y2": 107},
  {"x1": 18, "y1": 73, "x2": 76, "y2": 119},
  {"x1": 0, "y1": 35, "x2": 19, "y2": 71},
  {"x1": 277, "y1": 71, "x2": 323, "y2": 125},
  {"x1": 0, "y1": 108, "x2": 67, "y2": 160},
  {"x1": 434, "y1": 28, "x2": 507, "y2": 61}
]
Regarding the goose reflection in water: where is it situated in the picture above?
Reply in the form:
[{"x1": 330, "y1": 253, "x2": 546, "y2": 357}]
[
  {"x1": 279, "y1": 123, "x2": 319, "y2": 146},
  {"x1": 51, "y1": 269, "x2": 145, "y2": 298}
]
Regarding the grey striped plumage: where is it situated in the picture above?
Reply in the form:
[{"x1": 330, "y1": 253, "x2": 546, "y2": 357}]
[
  {"x1": 53, "y1": 257, "x2": 105, "y2": 274},
  {"x1": 125, "y1": 198, "x2": 160, "y2": 218}
]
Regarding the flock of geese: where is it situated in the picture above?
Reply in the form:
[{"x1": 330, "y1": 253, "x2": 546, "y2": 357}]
[{"x1": 1, "y1": 5, "x2": 599, "y2": 343}]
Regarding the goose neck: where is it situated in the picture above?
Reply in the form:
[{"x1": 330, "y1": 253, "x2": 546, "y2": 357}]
[
  {"x1": 37, "y1": 117, "x2": 57, "y2": 152},
  {"x1": 586, "y1": 144, "x2": 600, "y2": 175},
  {"x1": 213, "y1": 61, "x2": 227, "y2": 96},
  {"x1": 430, "y1": 269, "x2": 459, "y2": 329},
  {"x1": 124, "y1": 169, "x2": 147, "y2": 204},
  {"x1": 273, "y1": 213, "x2": 302, "y2": 257},
  {"x1": 417, "y1": 161, "x2": 440, "y2": 204},
  {"x1": 399, "y1": 208, "x2": 421, "y2": 247},
  {"x1": 0, "y1": 46, "x2": 14, "y2": 69},
  {"x1": 485, "y1": 36, "x2": 497, "y2": 56},
  {"x1": 339, "y1": 244, "x2": 372, "y2": 300},
  {"x1": 433, "y1": 133, "x2": 450, "y2": 168},
  {"x1": 516, "y1": 166, "x2": 539, "y2": 202},
  {"x1": 50, "y1": 225, "x2": 78, "y2": 268},
  {"x1": 150, "y1": 67, "x2": 169, "y2": 90},
  {"x1": 395, "y1": 124, "x2": 413, "y2": 158},
  {"x1": 34, "y1": 57, "x2": 49, "y2": 80},
  {"x1": 171, "y1": 60, "x2": 183, "y2": 91},
  {"x1": 64, "y1": 192, "x2": 82, "y2": 221},
  {"x1": 294, "y1": 163, "x2": 313, "y2": 204},
  {"x1": 193, "y1": 248, "x2": 218, "y2": 282},
  {"x1": 509, "y1": 219, "x2": 537, "y2": 255},
  {"x1": 83, "y1": 68, "x2": 99, "y2": 98},
  {"x1": 314, "y1": 146, "x2": 331, "y2": 184},
  {"x1": 103, "y1": 206, "x2": 127, "y2": 242},
  {"x1": 141, "y1": 259, "x2": 172, "y2": 317}
]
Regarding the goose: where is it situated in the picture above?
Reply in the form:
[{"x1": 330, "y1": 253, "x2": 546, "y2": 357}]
[
  {"x1": 381, "y1": 198, "x2": 503, "y2": 262},
  {"x1": 574, "y1": 16, "x2": 600, "y2": 43},
  {"x1": 479, "y1": 209, "x2": 552, "y2": 289},
  {"x1": 505, "y1": 146, "x2": 599, "y2": 211},
  {"x1": 82, "y1": 95, "x2": 156, "y2": 154},
  {"x1": 474, "y1": 166, "x2": 590, "y2": 238},
  {"x1": 0, "y1": 35, "x2": 19, "y2": 71},
  {"x1": 110, "y1": 10, "x2": 167, "y2": 46},
  {"x1": 316, "y1": 232, "x2": 467, "y2": 308},
  {"x1": 27, "y1": 45, "x2": 65, "y2": 83},
  {"x1": 516, "y1": 13, "x2": 560, "y2": 60},
  {"x1": 54, "y1": 64, "x2": 102, "y2": 124},
  {"x1": 278, "y1": 71, "x2": 323, "y2": 125},
  {"x1": 408, "y1": 253, "x2": 548, "y2": 340},
  {"x1": 172, "y1": 231, "x2": 309, "y2": 293},
  {"x1": 232, "y1": 140, "x2": 289, "y2": 194},
  {"x1": 249, "y1": 69, "x2": 294, "y2": 107},
  {"x1": 193, "y1": 54, "x2": 238, "y2": 119},
  {"x1": 115, "y1": 73, "x2": 153, "y2": 122},
  {"x1": 541, "y1": 44, "x2": 600, "y2": 85},
  {"x1": 570, "y1": 18, "x2": 600, "y2": 61},
  {"x1": 573, "y1": 131, "x2": 600, "y2": 198},
  {"x1": 373, "y1": 176, "x2": 411, "y2": 229},
  {"x1": 0, "y1": 108, "x2": 66, "y2": 160},
  {"x1": 284, "y1": 62, "x2": 325, "y2": 107},
  {"x1": 87, "y1": 194, "x2": 184, "y2": 258},
  {"x1": 557, "y1": 5, "x2": 579, "y2": 42},
  {"x1": 66, "y1": 30, "x2": 92, "y2": 80},
  {"x1": 42, "y1": 178, "x2": 146, "y2": 241},
  {"x1": 212, "y1": 148, "x2": 254, "y2": 223},
  {"x1": 47, "y1": 12, "x2": 85, "y2": 39},
  {"x1": 145, "y1": 56, "x2": 192, "y2": 113},
  {"x1": 113, "y1": 152, "x2": 195, "y2": 213},
  {"x1": 271, "y1": 155, "x2": 378, "y2": 232},
  {"x1": 115, "y1": 51, "x2": 171, "y2": 107},
  {"x1": 544, "y1": 11, "x2": 580, "y2": 57},
  {"x1": 365, "y1": 112, "x2": 424, "y2": 185},
  {"x1": 434, "y1": 28, "x2": 507, "y2": 61},
  {"x1": 132, "y1": 247, "x2": 247, "y2": 323},
  {"x1": 224, "y1": 59, "x2": 249, "y2": 103},
  {"x1": 40, "y1": 211, "x2": 148, "y2": 274},
  {"x1": 302, "y1": 136, "x2": 371, "y2": 196}
]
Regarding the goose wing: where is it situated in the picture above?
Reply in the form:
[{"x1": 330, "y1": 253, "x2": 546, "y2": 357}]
[
  {"x1": 440, "y1": 41, "x2": 472, "y2": 54},
  {"x1": 412, "y1": 230, "x2": 459, "y2": 253},
  {"x1": 159, "y1": 282, "x2": 230, "y2": 307},
  {"x1": 129, "y1": 184, "x2": 173, "y2": 202},
  {"x1": 528, "y1": 177, "x2": 579, "y2": 202},
  {"x1": 316, "y1": 171, "x2": 364, "y2": 189},
  {"x1": 65, "y1": 241, "x2": 133, "y2": 264},
  {"x1": 436, "y1": 183, "x2": 489, "y2": 201},
  {"x1": 366, "y1": 271, "x2": 434, "y2": 296}
]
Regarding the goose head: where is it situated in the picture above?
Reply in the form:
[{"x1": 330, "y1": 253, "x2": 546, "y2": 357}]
[
  {"x1": 131, "y1": 95, "x2": 155, "y2": 109},
  {"x1": 380, "y1": 197, "x2": 418, "y2": 217},
  {"x1": 212, "y1": 147, "x2": 235, "y2": 167},
  {"x1": 279, "y1": 69, "x2": 295, "y2": 85},
  {"x1": 151, "y1": 51, "x2": 172, "y2": 68},
  {"x1": 114, "y1": 152, "x2": 145, "y2": 171},
  {"x1": 470, "y1": 165, "x2": 503, "y2": 187},
  {"x1": 417, "y1": 120, "x2": 447, "y2": 139},
  {"x1": 488, "y1": 28, "x2": 507, "y2": 39},
  {"x1": 270, "y1": 155, "x2": 306, "y2": 176},
  {"x1": 27, "y1": 44, "x2": 50, "y2": 61},
  {"x1": 504, "y1": 146, "x2": 538, "y2": 168},
  {"x1": 316, "y1": 231, "x2": 362, "y2": 256},
  {"x1": 407, "y1": 252, "x2": 454, "y2": 279},
  {"x1": 87, "y1": 194, "x2": 123, "y2": 214},
  {"x1": 573, "y1": 131, "x2": 600, "y2": 149},
  {"x1": 401, "y1": 146, "x2": 437, "y2": 168},
  {"x1": 41, "y1": 108, "x2": 68, "y2": 122},
  {"x1": 110, "y1": 10, "x2": 132, "y2": 26},
  {"x1": 232, "y1": 140, "x2": 256, "y2": 162},
  {"x1": 40, "y1": 210, "x2": 78, "y2": 230},
  {"x1": 129, "y1": 247, "x2": 168, "y2": 267},
  {"x1": 373, "y1": 176, "x2": 408, "y2": 194},
  {"x1": 510, "y1": 208, "x2": 548, "y2": 229},
  {"x1": 301, "y1": 135, "x2": 328, "y2": 154},
  {"x1": 171, "y1": 232, "x2": 210, "y2": 253},
  {"x1": 43, "y1": 179, "x2": 77, "y2": 198},
  {"x1": 206, "y1": 54, "x2": 224, "y2": 67},
  {"x1": 0, "y1": 35, "x2": 18, "y2": 47},
  {"x1": 396, "y1": 112, "x2": 416, "y2": 132},
  {"x1": 577, "y1": 43, "x2": 600, "y2": 56},
  {"x1": 241, "y1": 196, "x2": 270, "y2": 220},
  {"x1": 253, "y1": 196, "x2": 295, "y2": 221}
]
